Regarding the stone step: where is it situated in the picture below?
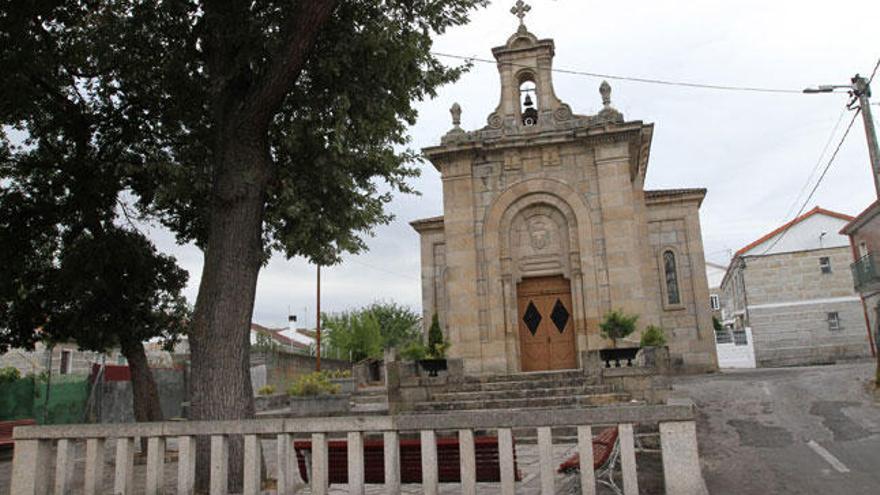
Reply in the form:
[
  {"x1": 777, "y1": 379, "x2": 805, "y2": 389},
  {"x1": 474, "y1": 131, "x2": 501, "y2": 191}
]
[
  {"x1": 354, "y1": 386, "x2": 387, "y2": 396},
  {"x1": 350, "y1": 394, "x2": 387, "y2": 405},
  {"x1": 349, "y1": 402, "x2": 389, "y2": 414},
  {"x1": 413, "y1": 392, "x2": 630, "y2": 412},
  {"x1": 431, "y1": 385, "x2": 614, "y2": 402},
  {"x1": 443, "y1": 375, "x2": 600, "y2": 393},
  {"x1": 460, "y1": 369, "x2": 590, "y2": 384}
]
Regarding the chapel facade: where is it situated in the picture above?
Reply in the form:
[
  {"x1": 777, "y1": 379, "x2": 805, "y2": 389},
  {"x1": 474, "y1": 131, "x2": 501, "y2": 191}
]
[{"x1": 411, "y1": 11, "x2": 718, "y2": 375}]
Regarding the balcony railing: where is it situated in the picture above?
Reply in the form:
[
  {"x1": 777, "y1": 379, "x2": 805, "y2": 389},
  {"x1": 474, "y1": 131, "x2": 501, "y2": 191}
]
[
  {"x1": 10, "y1": 401, "x2": 706, "y2": 495},
  {"x1": 851, "y1": 254, "x2": 879, "y2": 292}
]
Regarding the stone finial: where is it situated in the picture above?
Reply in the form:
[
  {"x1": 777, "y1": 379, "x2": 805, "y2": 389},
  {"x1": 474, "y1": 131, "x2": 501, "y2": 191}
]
[
  {"x1": 450, "y1": 102, "x2": 462, "y2": 128},
  {"x1": 511, "y1": 1, "x2": 531, "y2": 26},
  {"x1": 600, "y1": 80, "x2": 612, "y2": 107},
  {"x1": 598, "y1": 80, "x2": 623, "y2": 122}
]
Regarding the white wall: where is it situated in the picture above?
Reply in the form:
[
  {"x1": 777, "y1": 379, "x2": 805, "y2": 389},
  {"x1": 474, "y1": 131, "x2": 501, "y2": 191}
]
[{"x1": 742, "y1": 213, "x2": 850, "y2": 257}]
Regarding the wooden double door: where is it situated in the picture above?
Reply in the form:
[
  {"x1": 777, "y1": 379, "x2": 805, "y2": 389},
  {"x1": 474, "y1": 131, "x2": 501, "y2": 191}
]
[{"x1": 516, "y1": 275, "x2": 577, "y2": 371}]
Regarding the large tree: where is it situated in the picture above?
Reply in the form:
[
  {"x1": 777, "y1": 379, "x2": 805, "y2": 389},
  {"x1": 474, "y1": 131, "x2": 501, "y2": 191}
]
[{"x1": 2, "y1": 0, "x2": 485, "y2": 487}]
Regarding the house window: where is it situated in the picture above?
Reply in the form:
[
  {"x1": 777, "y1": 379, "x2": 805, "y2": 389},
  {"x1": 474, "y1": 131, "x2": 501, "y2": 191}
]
[
  {"x1": 663, "y1": 250, "x2": 681, "y2": 305},
  {"x1": 710, "y1": 294, "x2": 720, "y2": 311},
  {"x1": 59, "y1": 350, "x2": 72, "y2": 375},
  {"x1": 819, "y1": 257, "x2": 832, "y2": 274},
  {"x1": 827, "y1": 312, "x2": 841, "y2": 331}
]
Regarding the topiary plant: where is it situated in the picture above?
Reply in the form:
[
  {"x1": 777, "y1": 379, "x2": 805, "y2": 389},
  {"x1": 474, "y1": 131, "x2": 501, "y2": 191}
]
[
  {"x1": 286, "y1": 372, "x2": 341, "y2": 397},
  {"x1": 600, "y1": 309, "x2": 639, "y2": 347},
  {"x1": 640, "y1": 325, "x2": 667, "y2": 347},
  {"x1": 427, "y1": 313, "x2": 449, "y2": 359}
]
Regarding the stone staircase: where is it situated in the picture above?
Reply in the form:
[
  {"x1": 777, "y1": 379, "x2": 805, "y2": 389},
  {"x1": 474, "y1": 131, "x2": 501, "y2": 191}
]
[
  {"x1": 411, "y1": 369, "x2": 633, "y2": 413},
  {"x1": 350, "y1": 385, "x2": 389, "y2": 414}
]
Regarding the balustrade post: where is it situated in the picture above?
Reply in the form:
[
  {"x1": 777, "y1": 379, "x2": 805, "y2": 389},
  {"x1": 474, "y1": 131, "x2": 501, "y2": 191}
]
[
  {"x1": 10, "y1": 439, "x2": 51, "y2": 495},
  {"x1": 177, "y1": 435, "x2": 197, "y2": 495},
  {"x1": 577, "y1": 426, "x2": 597, "y2": 495},
  {"x1": 383, "y1": 431, "x2": 400, "y2": 494},
  {"x1": 537, "y1": 427, "x2": 554, "y2": 495},
  {"x1": 276, "y1": 433, "x2": 299, "y2": 495},
  {"x1": 459, "y1": 429, "x2": 477, "y2": 495},
  {"x1": 145, "y1": 437, "x2": 166, "y2": 495},
  {"x1": 54, "y1": 438, "x2": 74, "y2": 495},
  {"x1": 114, "y1": 437, "x2": 135, "y2": 495},
  {"x1": 660, "y1": 421, "x2": 708, "y2": 495},
  {"x1": 420, "y1": 430, "x2": 438, "y2": 495},
  {"x1": 619, "y1": 423, "x2": 639, "y2": 495},
  {"x1": 243, "y1": 435, "x2": 261, "y2": 495},
  {"x1": 84, "y1": 438, "x2": 105, "y2": 495},
  {"x1": 311, "y1": 432, "x2": 329, "y2": 495},
  {"x1": 210, "y1": 435, "x2": 229, "y2": 495},
  {"x1": 497, "y1": 428, "x2": 516, "y2": 495},
  {"x1": 347, "y1": 431, "x2": 365, "y2": 495}
]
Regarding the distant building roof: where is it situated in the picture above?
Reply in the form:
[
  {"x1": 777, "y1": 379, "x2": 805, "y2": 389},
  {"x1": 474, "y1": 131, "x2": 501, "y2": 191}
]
[
  {"x1": 840, "y1": 200, "x2": 880, "y2": 236},
  {"x1": 250, "y1": 323, "x2": 309, "y2": 350},
  {"x1": 735, "y1": 206, "x2": 854, "y2": 257}
]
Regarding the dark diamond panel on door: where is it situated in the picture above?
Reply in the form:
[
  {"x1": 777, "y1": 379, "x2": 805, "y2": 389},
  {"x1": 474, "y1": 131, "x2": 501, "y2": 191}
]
[
  {"x1": 550, "y1": 299, "x2": 570, "y2": 333},
  {"x1": 522, "y1": 301, "x2": 541, "y2": 336}
]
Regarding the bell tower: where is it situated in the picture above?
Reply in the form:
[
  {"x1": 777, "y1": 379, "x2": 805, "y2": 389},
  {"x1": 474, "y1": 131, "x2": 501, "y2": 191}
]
[{"x1": 486, "y1": 1, "x2": 575, "y2": 131}]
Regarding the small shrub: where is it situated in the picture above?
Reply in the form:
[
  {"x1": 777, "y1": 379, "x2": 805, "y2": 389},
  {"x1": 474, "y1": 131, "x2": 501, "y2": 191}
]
[
  {"x1": 287, "y1": 372, "x2": 341, "y2": 397},
  {"x1": 426, "y1": 313, "x2": 449, "y2": 358},
  {"x1": 257, "y1": 384, "x2": 276, "y2": 396},
  {"x1": 640, "y1": 325, "x2": 667, "y2": 347},
  {"x1": 600, "y1": 309, "x2": 639, "y2": 347},
  {"x1": 0, "y1": 367, "x2": 21, "y2": 383},
  {"x1": 400, "y1": 341, "x2": 428, "y2": 361},
  {"x1": 325, "y1": 369, "x2": 351, "y2": 379}
]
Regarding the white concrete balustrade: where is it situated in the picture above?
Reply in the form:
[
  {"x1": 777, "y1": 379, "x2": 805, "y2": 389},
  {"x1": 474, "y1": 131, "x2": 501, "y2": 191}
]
[{"x1": 9, "y1": 402, "x2": 706, "y2": 495}]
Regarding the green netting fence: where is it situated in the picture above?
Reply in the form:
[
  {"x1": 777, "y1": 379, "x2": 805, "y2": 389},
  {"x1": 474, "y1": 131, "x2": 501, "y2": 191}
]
[{"x1": 0, "y1": 374, "x2": 90, "y2": 424}]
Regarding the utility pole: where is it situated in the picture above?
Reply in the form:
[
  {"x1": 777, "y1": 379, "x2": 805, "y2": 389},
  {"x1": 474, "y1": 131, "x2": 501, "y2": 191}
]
[
  {"x1": 315, "y1": 264, "x2": 321, "y2": 372},
  {"x1": 852, "y1": 74, "x2": 880, "y2": 198},
  {"x1": 804, "y1": 73, "x2": 880, "y2": 198}
]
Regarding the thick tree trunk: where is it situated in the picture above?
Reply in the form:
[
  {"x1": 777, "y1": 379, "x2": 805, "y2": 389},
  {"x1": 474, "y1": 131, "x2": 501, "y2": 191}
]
[
  {"x1": 190, "y1": 128, "x2": 269, "y2": 492},
  {"x1": 120, "y1": 339, "x2": 164, "y2": 423},
  {"x1": 119, "y1": 339, "x2": 163, "y2": 454}
]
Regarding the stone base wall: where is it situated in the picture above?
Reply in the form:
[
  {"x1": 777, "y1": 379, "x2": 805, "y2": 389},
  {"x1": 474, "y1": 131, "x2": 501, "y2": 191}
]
[{"x1": 750, "y1": 301, "x2": 871, "y2": 367}]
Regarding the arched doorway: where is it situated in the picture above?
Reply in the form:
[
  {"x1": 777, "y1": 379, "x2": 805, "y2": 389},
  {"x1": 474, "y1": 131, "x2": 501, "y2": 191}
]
[{"x1": 517, "y1": 275, "x2": 577, "y2": 371}]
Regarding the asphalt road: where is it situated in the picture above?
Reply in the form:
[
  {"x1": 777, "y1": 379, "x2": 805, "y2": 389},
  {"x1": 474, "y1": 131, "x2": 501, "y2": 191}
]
[{"x1": 673, "y1": 361, "x2": 880, "y2": 495}]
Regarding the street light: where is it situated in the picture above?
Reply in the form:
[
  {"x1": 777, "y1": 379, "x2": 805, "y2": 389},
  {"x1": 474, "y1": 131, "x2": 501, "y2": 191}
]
[
  {"x1": 803, "y1": 75, "x2": 880, "y2": 198},
  {"x1": 802, "y1": 84, "x2": 849, "y2": 94}
]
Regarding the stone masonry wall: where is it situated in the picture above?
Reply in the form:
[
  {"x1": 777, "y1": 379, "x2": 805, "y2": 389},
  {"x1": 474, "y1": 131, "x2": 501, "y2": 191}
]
[{"x1": 741, "y1": 247, "x2": 871, "y2": 366}]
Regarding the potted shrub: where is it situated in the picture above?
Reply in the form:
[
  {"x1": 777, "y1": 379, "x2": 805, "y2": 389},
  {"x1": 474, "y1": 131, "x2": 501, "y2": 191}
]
[
  {"x1": 639, "y1": 325, "x2": 668, "y2": 367},
  {"x1": 599, "y1": 309, "x2": 640, "y2": 367},
  {"x1": 403, "y1": 314, "x2": 450, "y2": 377}
]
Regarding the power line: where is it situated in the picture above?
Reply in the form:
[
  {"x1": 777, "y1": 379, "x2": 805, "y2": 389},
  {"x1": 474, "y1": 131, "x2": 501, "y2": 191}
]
[
  {"x1": 347, "y1": 258, "x2": 420, "y2": 282},
  {"x1": 782, "y1": 106, "x2": 848, "y2": 221},
  {"x1": 759, "y1": 107, "x2": 862, "y2": 255},
  {"x1": 432, "y1": 51, "x2": 807, "y2": 95}
]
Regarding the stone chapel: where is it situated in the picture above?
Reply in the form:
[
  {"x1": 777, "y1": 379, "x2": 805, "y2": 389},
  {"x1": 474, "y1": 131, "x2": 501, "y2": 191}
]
[{"x1": 411, "y1": 6, "x2": 718, "y2": 375}]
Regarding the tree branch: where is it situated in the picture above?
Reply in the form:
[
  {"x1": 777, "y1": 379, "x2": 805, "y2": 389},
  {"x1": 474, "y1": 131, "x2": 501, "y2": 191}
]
[{"x1": 242, "y1": 0, "x2": 337, "y2": 126}]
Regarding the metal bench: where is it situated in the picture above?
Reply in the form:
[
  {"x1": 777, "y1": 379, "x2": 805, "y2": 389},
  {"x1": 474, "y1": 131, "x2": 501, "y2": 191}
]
[
  {"x1": 557, "y1": 426, "x2": 622, "y2": 494},
  {"x1": 0, "y1": 419, "x2": 37, "y2": 450}
]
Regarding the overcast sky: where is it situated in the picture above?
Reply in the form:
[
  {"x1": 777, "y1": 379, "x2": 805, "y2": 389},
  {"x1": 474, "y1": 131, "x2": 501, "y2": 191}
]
[{"x1": 149, "y1": 0, "x2": 880, "y2": 329}]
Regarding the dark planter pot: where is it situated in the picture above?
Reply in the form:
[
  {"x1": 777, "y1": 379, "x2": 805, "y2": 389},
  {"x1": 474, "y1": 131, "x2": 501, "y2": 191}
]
[
  {"x1": 599, "y1": 347, "x2": 640, "y2": 368},
  {"x1": 418, "y1": 359, "x2": 448, "y2": 377}
]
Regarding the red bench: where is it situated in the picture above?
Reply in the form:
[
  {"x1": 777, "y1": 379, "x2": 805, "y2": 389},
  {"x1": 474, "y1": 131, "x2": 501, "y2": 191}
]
[
  {"x1": 294, "y1": 435, "x2": 521, "y2": 484},
  {"x1": 557, "y1": 426, "x2": 620, "y2": 472},
  {"x1": 0, "y1": 419, "x2": 37, "y2": 450}
]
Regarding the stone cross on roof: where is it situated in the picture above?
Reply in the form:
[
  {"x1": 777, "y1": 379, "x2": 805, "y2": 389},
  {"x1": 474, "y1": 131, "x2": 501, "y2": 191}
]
[{"x1": 511, "y1": 1, "x2": 531, "y2": 26}]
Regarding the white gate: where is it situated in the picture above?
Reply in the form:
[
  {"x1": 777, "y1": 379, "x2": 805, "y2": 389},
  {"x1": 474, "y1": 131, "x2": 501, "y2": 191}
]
[{"x1": 714, "y1": 326, "x2": 756, "y2": 368}]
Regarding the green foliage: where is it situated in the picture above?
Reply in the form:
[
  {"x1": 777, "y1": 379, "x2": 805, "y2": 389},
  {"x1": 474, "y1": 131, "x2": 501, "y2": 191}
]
[
  {"x1": 322, "y1": 311, "x2": 384, "y2": 362},
  {"x1": 600, "y1": 310, "x2": 639, "y2": 346},
  {"x1": 256, "y1": 385, "x2": 276, "y2": 396},
  {"x1": 400, "y1": 341, "x2": 429, "y2": 361},
  {"x1": 0, "y1": 367, "x2": 21, "y2": 383},
  {"x1": 324, "y1": 369, "x2": 351, "y2": 380},
  {"x1": 640, "y1": 325, "x2": 667, "y2": 347},
  {"x1": 400, "y1": 313, "x2": 448, "y2": 360},
  {"x1": 321, "y1": 302, "x2": 421, "y2": 361},
  {"x1": 713, "y1": 316, "x2": 723, "y2": 333},
  {"x1": 287, "y1": 372, "x2": 341, "y2": 397}
]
